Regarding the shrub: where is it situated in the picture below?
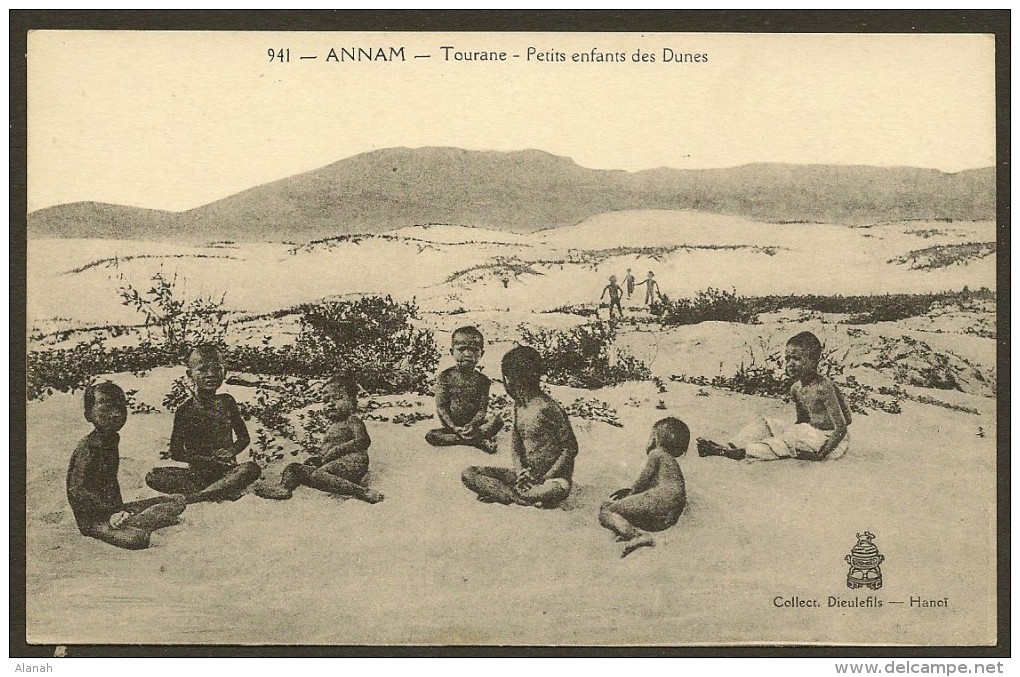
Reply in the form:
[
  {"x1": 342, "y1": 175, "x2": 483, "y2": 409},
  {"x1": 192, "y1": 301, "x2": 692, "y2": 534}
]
[
  {"x1": 228, "y1": 296, "x2": 440, "y2": 395},
  {"x1": 517, "y1": 321, "x2": 651, "y2": 389},
  {"x1": 116, "y1": 268, "x2": 229, "y2": 361},
  {"x1": 656, "y1": 288, "x2": 995, "y2": 327},
  {"x1": 27, "y1": 337, "x2": 176, "y2": 401},
  {"x1": 657, "y1": 288, "x2": 757, "y2": 326}
]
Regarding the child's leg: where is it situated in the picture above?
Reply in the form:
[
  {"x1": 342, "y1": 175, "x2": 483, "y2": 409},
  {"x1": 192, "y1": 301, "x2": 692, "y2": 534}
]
[
  {"x1": 122, "y1": 496, "x2": 186, "y2": 530},
  {"x1": 145, "y1": 467, "x2": 207, "y2": 495},
  {"x1": 425, "y1": 428, "x2": 462, "y2": 446},
  {"x1": 599, "y1": 492, "x2": 677, "y2": 557},
  {"x1": 696, "y1": 438, "x2": 746, "y2": 460},
  {"x1": 186, "y1": 462, "x2": 261, "y2": 503},
  {"x1": 321, "y1": 454, "x2": 369, "y2": 484},
  {"x1": 475, "y1": 416, "x2": 504, "y2": 440},
  {"x1": 307, "y1": 460, "x2": 383, "y2": 503},
  {"x1": 122, "y1": 500, "x2": 185, "y2": 531},
  {"x1": 603, "y1": 491, "x2": 682, "y2": 533},
  {"x1": 83, "y1": 522, "x2": 151, "y2": 550},
  {"x1": 519, "y1": 478, "x2": 571, "y2": 508},
  {"x1": 461, "y1": 466, "x2": 525, "y2": 505}
]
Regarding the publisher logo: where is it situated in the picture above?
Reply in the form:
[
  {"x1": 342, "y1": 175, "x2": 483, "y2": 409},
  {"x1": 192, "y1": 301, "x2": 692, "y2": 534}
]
[{"x1": 846, "y1": 531, "x2": 885, "y2": 590}]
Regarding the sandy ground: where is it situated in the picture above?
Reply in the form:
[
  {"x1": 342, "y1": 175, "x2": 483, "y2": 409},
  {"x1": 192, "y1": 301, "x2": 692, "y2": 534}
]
[
  {"x1": 24, "y1": 210, "x2": 999, "y2": 645},
  {"x1": 26, "y1": 375, "x2": 997, "y2": 645}
]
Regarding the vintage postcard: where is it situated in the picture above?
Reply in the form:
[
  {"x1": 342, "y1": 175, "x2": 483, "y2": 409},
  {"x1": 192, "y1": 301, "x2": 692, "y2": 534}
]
[{"x1": 20, "y1": 25, "x2": 1003, "y2": 650}]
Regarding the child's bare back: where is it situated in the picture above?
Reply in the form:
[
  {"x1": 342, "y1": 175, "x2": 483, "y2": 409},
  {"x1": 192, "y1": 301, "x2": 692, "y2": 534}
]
[{"x1": 515, "y1": 393, "x2": 576, "y2": 482}]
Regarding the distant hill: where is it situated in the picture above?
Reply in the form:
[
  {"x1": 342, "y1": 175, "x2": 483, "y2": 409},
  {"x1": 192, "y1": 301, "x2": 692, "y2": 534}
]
[{"x1": 28, "y1": 147, "x2": 995, "y2": 241}]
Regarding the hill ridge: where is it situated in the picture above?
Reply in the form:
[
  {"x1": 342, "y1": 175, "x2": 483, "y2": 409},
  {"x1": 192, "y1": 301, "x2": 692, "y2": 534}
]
[{"x1": 29, "y1": 147, "x2": 995, "y2": 241}]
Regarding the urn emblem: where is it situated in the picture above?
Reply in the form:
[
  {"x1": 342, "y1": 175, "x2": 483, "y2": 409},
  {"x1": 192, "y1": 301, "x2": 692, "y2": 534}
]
[{"x1": 845, "y1": 531, "x2": 884, "y2": 590}]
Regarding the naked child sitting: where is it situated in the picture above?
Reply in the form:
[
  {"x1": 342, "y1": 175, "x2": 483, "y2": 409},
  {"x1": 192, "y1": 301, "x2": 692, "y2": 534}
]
[
  {"x1": 697, "y1": 331, "x2": 851, "y2": 462},
  {"x1": 461, "y1": 345, "x2": 579, "y2": 508},
  {"x1": 600, "y1": 417, "x2": 689, "y2": 557},
  {"x1": 425, "y1": 326, "x2": 503, "y2": 454},
  {"x1": 255, "y1": 373, "x2": 383, "y2": 503},
  {"x1": 67, "y1": 381, "x2": 186, "y2": 550},
  {"x1": 146, "y1": 344, "x2": 261, "y2": 502}
]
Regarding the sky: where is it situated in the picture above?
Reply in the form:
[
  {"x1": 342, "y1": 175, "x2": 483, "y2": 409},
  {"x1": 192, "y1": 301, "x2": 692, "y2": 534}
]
[{"x1": 27, "y1": 31, "x2": 996, "y2": 213}]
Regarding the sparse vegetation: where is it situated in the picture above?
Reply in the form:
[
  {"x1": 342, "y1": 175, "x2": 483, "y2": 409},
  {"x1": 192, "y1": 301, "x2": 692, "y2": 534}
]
[
  {"x1": 64, "y1": 253, "x2": 237, "y2": 275},
  {"x1": 444, "y1": 256, "x2": 556, "y2": 286},
  {"x1": 565, "y1": 244, "x2": 783, "y2": 269},
  {"x1": 889, "y1": 242, "x2": 996, "y2": 271},
  {"x1": 656, "y1": 288, "x2": 995, "y2": 327},
  {"x1": 518, "y1": 321, "x2": 651, "y2": 389},
  {"x1": 290, "y1": 232, "x2": 530, "y2": 255}
]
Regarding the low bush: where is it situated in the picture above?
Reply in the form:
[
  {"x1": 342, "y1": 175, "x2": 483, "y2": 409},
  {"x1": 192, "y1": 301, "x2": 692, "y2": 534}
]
[
  {"x1": 656, "y1": 288, "x2": 995, "y2": 327},
  {"x1": 518, "y1": 321, "x2": 651, "y2": 389}
]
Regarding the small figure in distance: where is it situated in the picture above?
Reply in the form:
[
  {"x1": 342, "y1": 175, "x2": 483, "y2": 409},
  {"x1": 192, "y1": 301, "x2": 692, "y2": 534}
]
[
  {"x1": 697, "y1": 331, "x2": 851, "y2": 462},
  {"x1": 146, "y1": 344, "x2": 261, "y2": 503},
  {"x1": 425, "y1": 326, "x2": 504, "y2": 454},
  {"x1": 600, "y1": 417, "x2": 689, "y2": 558},
  {"x1": 67, "y1": 381, "x2": 186, "y2": 550},
  {"x1": 462, "y1": 346, "x2": 579, "y2": 509},
  {"x1": 255, "y1": 373, "x2": 384, "y2": 503},
  {"x1": 634, "y1": 270, "x2": 661, "y2": 308},
  {"x1": 600, "y1": 275, "x2": 625, "y2": 320},
  {"x1": 624, "y1": 268, "x2": 636, "y2": 300}
]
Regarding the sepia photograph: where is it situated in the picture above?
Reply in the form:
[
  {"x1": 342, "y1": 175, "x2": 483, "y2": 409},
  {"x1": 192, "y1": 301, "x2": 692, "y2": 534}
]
[{"x1": 14, "y1": 14, "x2": 1007, "y2": 653}]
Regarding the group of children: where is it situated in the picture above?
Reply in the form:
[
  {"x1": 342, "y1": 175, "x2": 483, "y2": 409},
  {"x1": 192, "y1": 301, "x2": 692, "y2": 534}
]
[
  {"x1": 601, "y1": 269, "x2": 661, "y2": 319},
  {"x1": 66, "y1": 324, "x2": 850, "y2": 558}
]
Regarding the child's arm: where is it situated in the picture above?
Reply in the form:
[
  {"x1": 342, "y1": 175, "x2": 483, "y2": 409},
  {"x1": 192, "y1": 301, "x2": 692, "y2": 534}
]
[
  {"x1": 322, "y1": 418, "x2": 371, "y2": 463},
  {"x1": 539, "y1": 407, "x2": 579, "y2": 482},
  {"x1": 629, "y1": 450, "x2": 662, "y2": 494},
  {"x1": 226, "y1": 395, "x2": 251, "y2": 455},
  {"x1": 466, "y1": 378, "x2": 491, "y2": 429},
  {"x1": 792, "y1": 383, "x2": 810, "y2": 424},
  {"x1": 600, "y1": 286, "x2": 609, "y2": 299},
  {"x1": 67, "y1": 445, "x2": 124, "y2": 519},
  {"x1": 800, "y1": 382, "x2": 848, "y2": 460},
  {"x1": 167, "y1": 407, "x2": 199, "y2": 464},
  {"x1": 510, "y1": 414, "x2": 525, "y2": 476},
  {"x1": 434, "y1": 373, "x2": 458, "y2": 430}
]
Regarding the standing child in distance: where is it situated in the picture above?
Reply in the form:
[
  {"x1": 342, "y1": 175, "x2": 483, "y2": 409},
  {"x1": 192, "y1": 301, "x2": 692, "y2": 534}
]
[
  {"x1": 255, "y1": 373, "x2": 384, "y2": 503},
  {"x1": 697, "y1": 331, "x2": 851, "y2": 461},
  {"x1": 67, "y1": 381, "x2": 186, "y2": 550},
  {"x1": 634, "y1": 271, "x2": 661, "y2": 308},
  {"x1": 624, "y1": 268, "x2": 636, "y2": 300},
  {"x1": 600, "y1": 275, "x2": 624, "y2": 320},
  {"x1": 462, "y1": 346, "x2": 579, "y2": 508},
  {"x1": 146, "y1": 344, "x2": 261, "y2": 502},
  {"x1": 600, "y1": 417, "x2": 689, "y2": 558},
  {"x1": 425, "y1": 326, "x2": 504, "y2": 454}
]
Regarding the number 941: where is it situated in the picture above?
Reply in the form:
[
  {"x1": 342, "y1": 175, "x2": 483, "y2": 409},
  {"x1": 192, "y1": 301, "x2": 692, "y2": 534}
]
[{"x1": 268, "y1": 48, "x2": 290, "y2": 63}]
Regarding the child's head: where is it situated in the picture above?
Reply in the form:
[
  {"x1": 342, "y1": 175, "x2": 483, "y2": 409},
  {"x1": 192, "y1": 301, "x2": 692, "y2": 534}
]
[
  {"x1": 84, "y1": 381, "x2": 128, "y2": 433},
  {"x1": 451, "y1": 326, "x2": 485, "y2": 369},
  {"x1": 186, "y1": 344, "x2": 226, "y2": 394},
  {"x1": 650, "y1": 417, "x2": 690, "y2": 457},
  {"x1": 785, "y1": 331, "x2": 823, "y2": 379},
  {"x1": 609, "y1": 275, "x2": 618, "y2": 283},
  {"x1": 323, "y1": 372, "x2": 358, "y2": 421},
  {"x1": 501, "y1": 345, "x2": 544, "y2": 401},
  {"x1": 627, "y1": 268, "x2": 632, "y2": 273},
  {"x1": 647, "y1": 271, "x2": 655, "y2": 278}
]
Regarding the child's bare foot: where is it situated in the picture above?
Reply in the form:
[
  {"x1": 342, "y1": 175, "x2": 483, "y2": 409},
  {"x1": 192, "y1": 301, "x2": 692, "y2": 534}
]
[
  {"x1": 697, "y1": 438, "x2": 738, "y2": 458},
  {"x1": 361, "y1": 489, "x2": 384, "y2": 504},
  {"x1": 621, "y1": 534, "x2": 656, "y2": 558},
  {"x1": 474, "y1": 437, "x2": 498, "y2": 454},
  {"x1": 253, "y1": 481, "x2": 293, "y2": 501}
]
